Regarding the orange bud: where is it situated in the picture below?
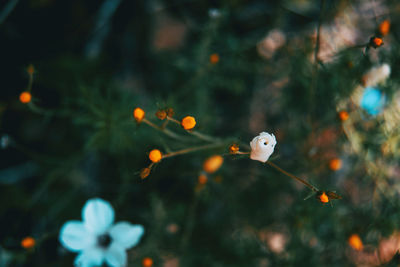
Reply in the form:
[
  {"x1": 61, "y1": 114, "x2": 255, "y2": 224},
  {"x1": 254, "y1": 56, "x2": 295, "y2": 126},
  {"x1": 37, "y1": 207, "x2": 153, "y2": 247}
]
[
  {"x1": 27, "y1": 64, "x2": 35, "y2": 75},
  {"x1": 19, "y1": 91, "x2": 32, "y2": 104},
  {"x1": 166, "y1": 107, "x2": 174, "y2": 117},
  {"x1": 203, "y1": 155, "x2": 224, "y2": 174},
  {"x1": 149, "y1": 149, "x2": 162, "y2": 163},
  {"x1": 140, "y1": 168, "x2": 151, "y2": 179},
  {"x1": 379, "y1": 20, "x2": 390, "y2": 36},
  {"x1": 318, "y1": 192, "x2": 329, "y2": 203},
  {"x1": 155, "y1": 110, "x2": 167, "y2": 120},
  {"x1": 370, "y1": 37, "x2": 383, "y2": 48},
  {"x1": 198, "y1": 174, "x2": 208, "y2": 185},
  {"x1": 348, "y1": 234, "x2": 363, "y2": 251},
  {"x1": 133, "y1": 108, "x2": 145, "y2": 123},
  {"x1": 181, "y1": 116, "x2": 196, "y2": 130},
  {"x1": 329, "y1": 158, "x2": 342, "y2": 171},
  {"x1": 142, "y1": 257, "x2": 153, "y2": 267},
  {"x1": 338, "y1": 111, "x2": 349, "y2": 121},
  {"x1": 21, "y1": 236, "x2": 35, "y2": 249},
  {"x1": 229, "y1": 144, "x2": 240, "y2": 154},
  {"x1": 210, "y1": 53, "x2": 219, "y2": 64}
]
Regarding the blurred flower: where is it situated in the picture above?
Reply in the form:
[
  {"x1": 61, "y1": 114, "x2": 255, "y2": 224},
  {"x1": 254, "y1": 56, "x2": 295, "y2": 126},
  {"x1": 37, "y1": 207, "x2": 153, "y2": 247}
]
[
  {"x1": 362, "y1": 64, "x2": 391, "y2": 87},
  {"x1": 203, "y1": 155, "x2": 224, "y2": 174},
  {"x1": 27, "y1": 64, "x2": 35, "y2": 75},
  {"x1": 1, "y1": 135, "x2": 10, "y2": 149},
  {"x1": 369, "y1": 36, "x2": 384, "y2": 48},
  {"x1": 181, "y1": 116, "x2": 196, "y2": 130},
  {"x1": 360, "y1": 87, "x2": 386, "y2": 115},
  {"x1": 59, "y1": 198, "x2": 144, "y2": 267},
  {"x1": 133, "y1": 108, "x2": 145, "y2": 123},
  {"x1": 149, "y1": 149, "x2": 162, "y2": 163},
  {"x1": 166, "y1": 223, "x2": 179, "y2": 234},
  {"x1": 379, "y1": 20, "x2": 390, "y2": 36},
  {"x1": 198, "y1": 174, "x2": 208, "y2": 185},
  {"x1": 250, "y1": 132, "x2": 276, "y2": 163},
  {"x1": 338, "y1": 110, "x2": 349, "y2": 121},
  {"x1": 348, "y1": 234, "x2": 363, "y2": 251},
  {"x1": 329, "y1": 158, "x2": 342, "y2": 171},
  {"x1": 142, "y1": 257, "x2": 153, "y2": 267},
  {"x1": 317, "y1": 192, "x2": 329, "y2": 203},
  {"x1": 209, "y1": 53, "x2": 219, "y2": 64},
  {"x1": 208, "y1": 8, "x2": 221, "y2": 18},
  {"x1": 259, "y1": 230, "x2": 288, "y2": 254},
  {"x1": 19, "y1": 91, "x2": 32, "y2": 104},
  {"x1": 229, "y1": 144, "x2": 240, "y2": 154},
  {"x1": 153, "y1": 13, "x2": 187, "y2": 50},
  {"x1": 156, "y1": 110, "x2": 167, "y2": 120},
  {"x1": 21, "y1": 236, "x2": 35, "y2": 249}
]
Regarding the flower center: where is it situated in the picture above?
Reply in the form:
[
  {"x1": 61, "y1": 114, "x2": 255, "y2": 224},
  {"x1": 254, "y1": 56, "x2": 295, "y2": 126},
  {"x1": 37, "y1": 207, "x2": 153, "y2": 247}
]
[{"x1": 97, "y1": 234, "x2": 112, "y2": 248}]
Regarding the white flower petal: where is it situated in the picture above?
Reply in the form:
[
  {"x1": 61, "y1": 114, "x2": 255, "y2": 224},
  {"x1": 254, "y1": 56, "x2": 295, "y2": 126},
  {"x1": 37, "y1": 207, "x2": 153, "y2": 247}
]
[
  {"x1": 250, "y1": 132, "x2": 277, "y2": 163},
  {"x1": 82, "y1": 198, "x2": 115, "y2": 234},
  {"x1": 74, "y1": 248, "x2": 104, "y2": 267},
  {"x1": 59, "y1": 221, "x2": 94, "y2": 252},
  {"x1": 105, "y1": 243, "x2": 127, "y2": 267},
  {"x1": 109, "y1": 222, "x2": 144, "y2": 249}
]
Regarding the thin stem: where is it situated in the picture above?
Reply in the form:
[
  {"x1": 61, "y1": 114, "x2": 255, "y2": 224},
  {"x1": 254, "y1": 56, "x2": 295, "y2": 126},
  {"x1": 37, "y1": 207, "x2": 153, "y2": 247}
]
[
  {"x1": 142, "y1": 118, "x2": 187, "y2": 140},
  {"x1": 167, "y1": 116, "x2": 219, "y2": 142},
  {"x1": 163, "y1": 143, "x2": 225, "y2": 159},
  {"x1": 266, "y1": 161, "x2": 319, "y2": 192}
]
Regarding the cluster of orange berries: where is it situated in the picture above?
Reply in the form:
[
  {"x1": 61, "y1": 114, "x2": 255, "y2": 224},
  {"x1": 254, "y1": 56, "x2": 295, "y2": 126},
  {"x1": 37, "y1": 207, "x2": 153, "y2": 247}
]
[
  {"x1": 133, "y1": 107, "x2": 196, "y2": 130},
  {"x1": 369, "y1": 20, "x2": 390, "y2": 49}
]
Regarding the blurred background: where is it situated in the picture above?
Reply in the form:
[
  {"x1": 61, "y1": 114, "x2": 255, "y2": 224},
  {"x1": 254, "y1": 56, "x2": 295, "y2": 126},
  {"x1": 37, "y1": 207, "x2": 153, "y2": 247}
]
[{"x1": 1, "y1": 0, "x2": 400, "y2": 266}]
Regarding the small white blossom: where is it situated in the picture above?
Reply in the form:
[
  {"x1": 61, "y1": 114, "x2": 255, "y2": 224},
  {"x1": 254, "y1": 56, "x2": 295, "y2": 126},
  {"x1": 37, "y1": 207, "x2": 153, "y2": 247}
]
[
  {"x1": 250, "y1": 132, "x2": 277, "y2": 163},
  {"x1": 59, "y1": 198, "x2": 144, "y2": 267}
]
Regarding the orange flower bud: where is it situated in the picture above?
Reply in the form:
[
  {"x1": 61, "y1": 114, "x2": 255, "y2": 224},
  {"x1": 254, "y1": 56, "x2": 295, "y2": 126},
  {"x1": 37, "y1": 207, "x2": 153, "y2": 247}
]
[
  {"x1": 203, "y1": 155, "x2": 224, "y2": 174},
  {"x1": 155, "y1": 110, "x2": 167, "y2": 120},
  {"x1": 21, "y1": 236, "x2": 35, "y2": 249},
  {"x1": 27, "y1": 64, "x2": 35, "y2": 75},
  {"x1": 348, "y1": 234, "x2": 363, "y2": 251},
  {"x1": 149, "y1": 149, "x2": 162, "y2": 163},
  {"x1": 229, "y1": 144, "x2": 240, "y2": 154},
  {"x1": 19, "y1": 91, "x2": 32, "y2": 104},
  {"x1": 140, "y1": 168, "x2": 151, "y2": 179},
  {"x1": 142, "y1": 257, "x2": 153, "y2": 267},
  {"x1": 181, "y1": 116, "x2": 196, "y2": 130},
  {"x1": 210, "y1": 53, "x2": 219, "y2": 64},
  {"x1": 198, "y1": 174, "x2": 208, "y2": 185},
  {"x1": 329, "y1": 158, "x2": 342, "y2": 171},
  {"x1": 338, "y1": 110, "x2": 349, "y2": 121},
  {"x1": 379, "y1": 20, "x2": 390, "y2": 36},
  {"x1": 370, "y1": 37, "x2": 383, "y2": 48},
  {"x1": 133, "y1": 108, "x2": 145, "y2": 123},
  {"x1": 166, "y1": 107, "x2": 174, "y2": 117},
  {"x1": 318, "y1": 192, "x2": 329, "y2": 203}
]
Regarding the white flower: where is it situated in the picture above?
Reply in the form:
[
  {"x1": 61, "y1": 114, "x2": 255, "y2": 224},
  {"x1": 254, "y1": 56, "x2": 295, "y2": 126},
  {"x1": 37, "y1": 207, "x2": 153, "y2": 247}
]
[
  {"x1": 59, "y1": 198, "x2": 144, "y2": 267},
  {"x1": 250, "y1": 132, "x2": 277, "y2": 163}
]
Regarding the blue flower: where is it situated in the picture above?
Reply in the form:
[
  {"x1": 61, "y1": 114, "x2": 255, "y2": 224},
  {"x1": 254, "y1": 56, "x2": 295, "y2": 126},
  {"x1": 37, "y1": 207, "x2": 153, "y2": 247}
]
[
  {"x1": 360, "y1": 87, "x2": 386, "y2": 115},
  {"x1": 59, "y1": 198, "x2": 144, "y2": 267}
]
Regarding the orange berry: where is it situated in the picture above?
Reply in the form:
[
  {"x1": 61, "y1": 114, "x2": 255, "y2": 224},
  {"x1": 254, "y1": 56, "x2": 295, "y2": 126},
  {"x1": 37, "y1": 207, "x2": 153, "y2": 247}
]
[
  {"x1": 203, "y1": 155, "x2": 224, "y2": 174},
  {"x1": 348, "y1": 234, "x2": 363, "y2": 251},
  {"x1": 318, "y1": 192, "x2": 329, "y2": 203},
  {"x1": 329, "y1": 158, "x2": 342, "y2": 171},
  {"x1": 338, "y1": 110, "x2": 349, "y2": 121},
  {"x1": 210, "y1": 53, "x2": 219, "y2": 64},
  {"x1": 19, "y1": 91, "x2": 32, "y2": 104},
  {"x1": 27, "y1": 64, "x2": 35, "y2": 75},
  {"x1": 149, "y1": 149, "x2": 162, "y2": 163},
  {"x1": 140, "y1": 168, "x2": 151, "y2": 179},
  {"x1": 21, "y1": 236, "x2": 35, "y2": 249},
  {"x1": 142, "y1": 257, "x2": 153, "y2": 267},
  {"x1": 155, "y1": 110, "x2": 167, "y2": 120},
  {"x1": 166, "y1": 107, "x2": 174, "y2": 117},
  {"x1": 370, "y1": 37, "x2": 383, "y2": 48},
  {"x1": 133, "y1": 108, "x2": 145, "y2": 123},
  {"x1": 198, "y1": 174, "x2": 208, "y2": 185},
  {"x1": 379, "y1": 20, "x2": 390, "y2": 36},
  {"x1": 229, "y1": 144, "x2": 240, "y2": 154},
  {"x1": 181, "y1": 116, "x2": 196, "y2": 130}
]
